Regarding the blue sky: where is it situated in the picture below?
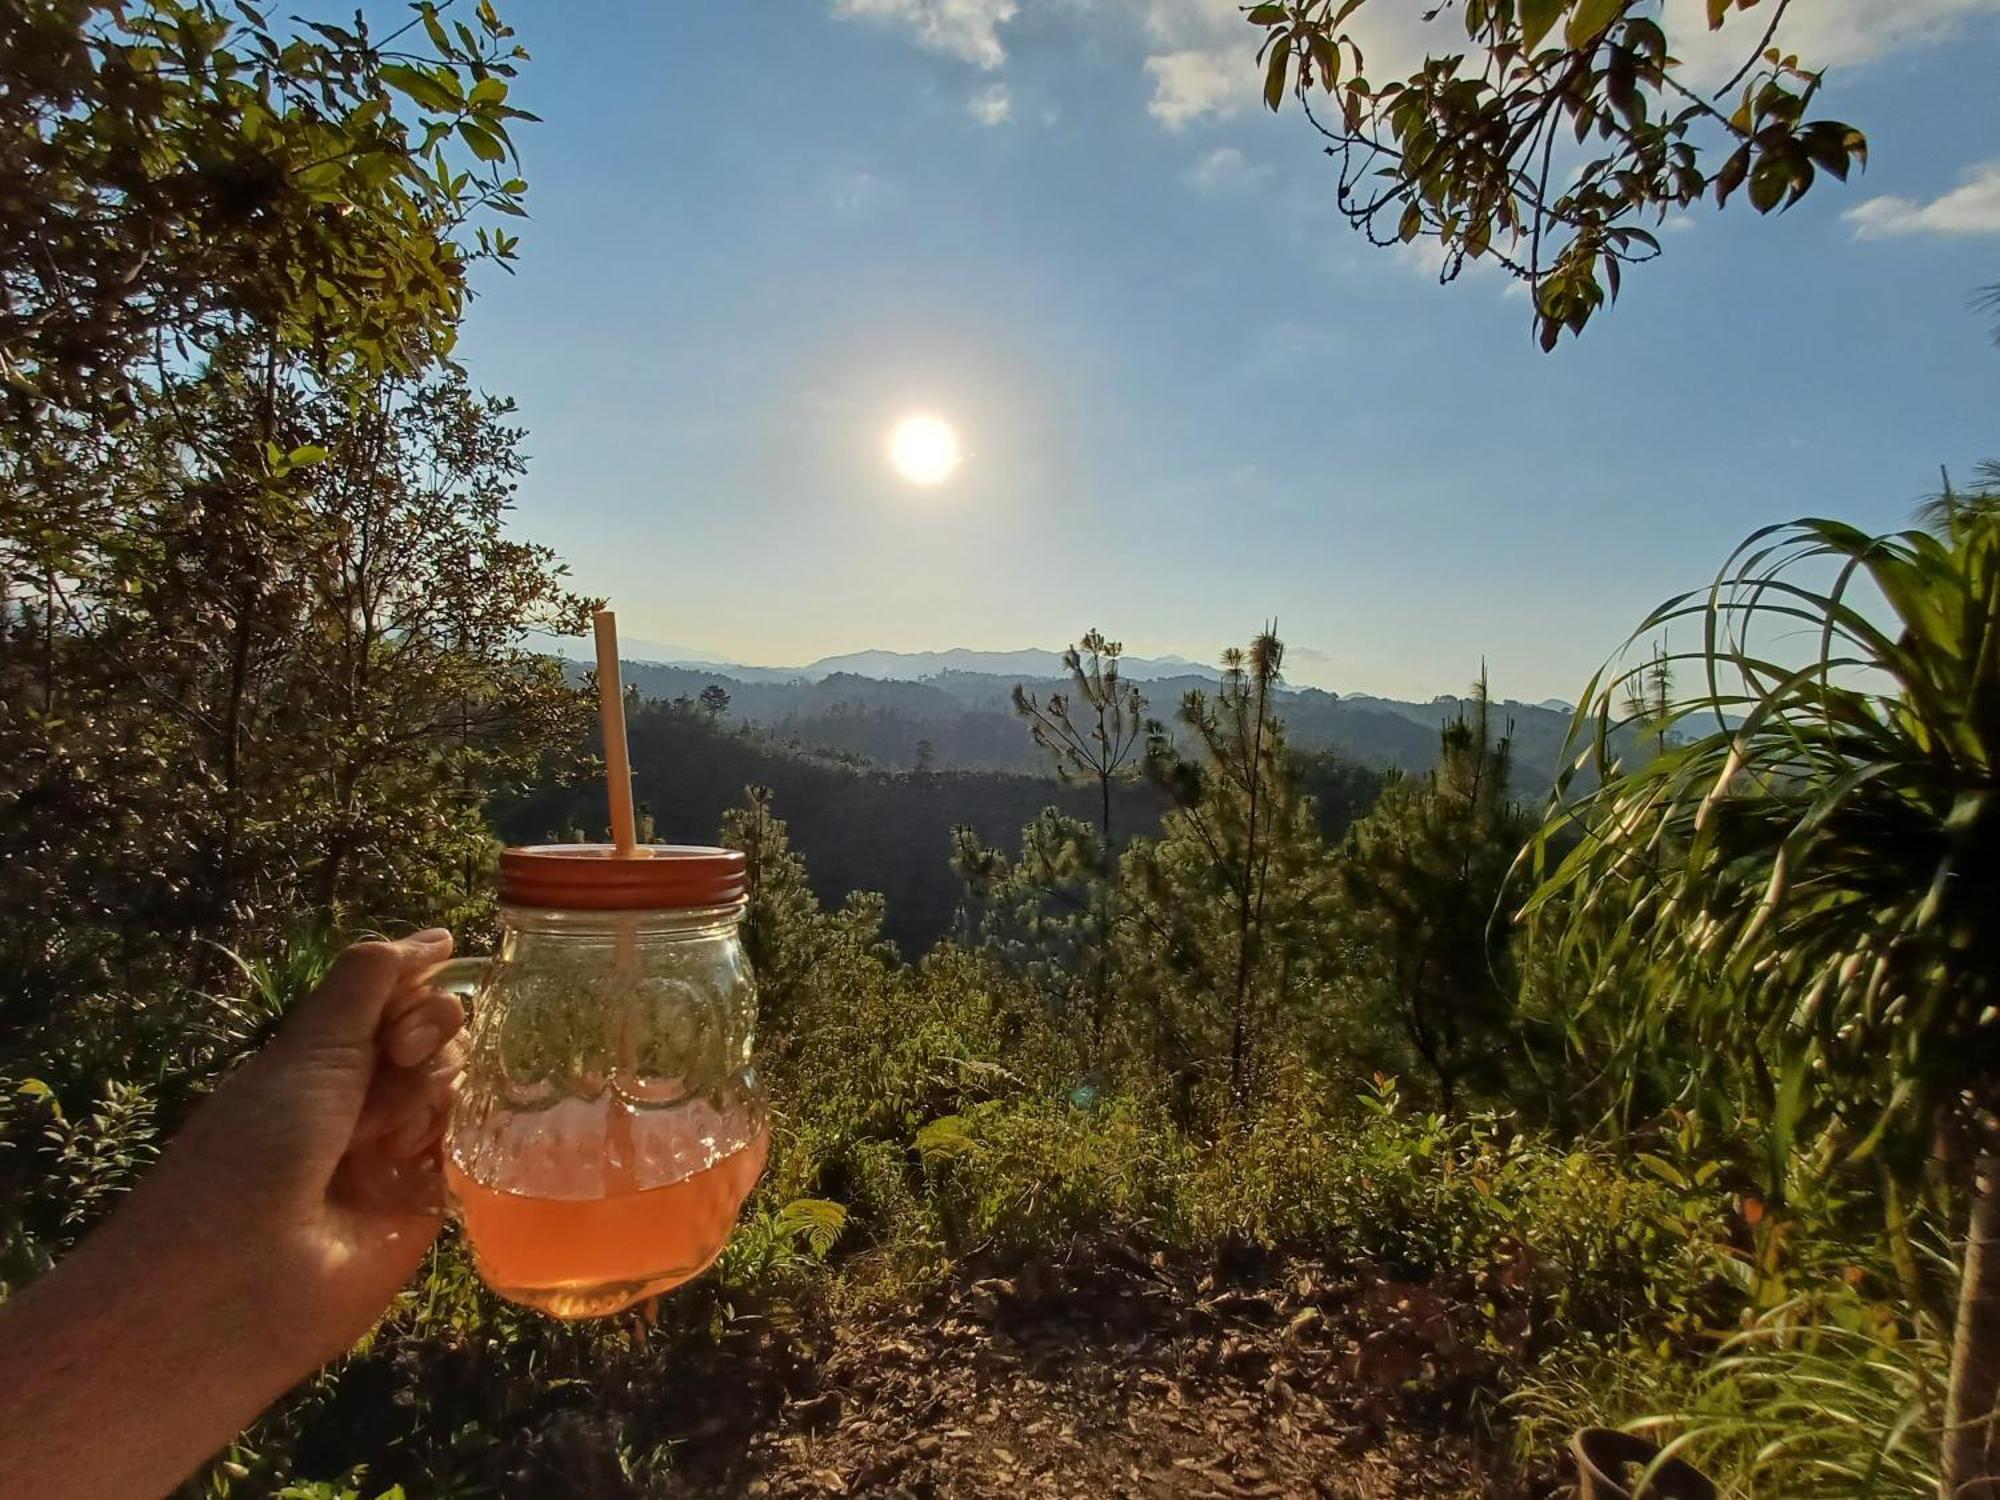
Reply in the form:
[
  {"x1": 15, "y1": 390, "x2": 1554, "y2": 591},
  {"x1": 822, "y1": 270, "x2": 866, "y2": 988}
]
[{"x1": 453, "y1": 0, "x2": 2000, "y2": 702}]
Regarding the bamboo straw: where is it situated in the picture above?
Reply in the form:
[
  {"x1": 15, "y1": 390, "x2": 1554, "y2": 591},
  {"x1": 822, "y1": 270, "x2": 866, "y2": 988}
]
[
  {"x1": 593, "y1": 609, "x2": 639, "y2": 857},
  {"x1": 593, "y1": 610, "x2": 643, "y2": 1186}
]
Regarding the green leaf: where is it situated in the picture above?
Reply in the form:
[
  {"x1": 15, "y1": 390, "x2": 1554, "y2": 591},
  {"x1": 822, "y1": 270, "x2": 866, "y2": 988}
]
[
  {"x1": 286, "y1": 444, "x2": 329, "y2": 467},
  {"x1": 1518, "y1": 0, "x2": 1564, "y2": 51},
  {"x1": 421, "y1": 6, "x2": 450, "y2": 55},
  {"x1": 1565, "y1": 0, "x2": 1624, "y2": 47},
  {"x1": 774, "y1": 1198, "x2": 848, "y2": 1258},
  {"x1": 1397, "y1": 200, "x2": 1423, "y2": 242},
  {"x1": 457, "y1": 121, "x2": 505, "y2": 162},
  {"x1": 1246, "y1": 2, "x2": 1287, "y2": 23},
  {"x1": 1764, "y1": 1050, "x2": 1811, "y2": 1198},
  {"x1": 469, "y1": 75, "x2": 508, "y2": 106},
  {"x1": 1747, "y1": 151, "x2": 1788, "y2": 213},
  {"x1": 1713, "y1": 143, "x2": 1751, "y2": 206},
  {"x1": 1308, "y1": 29, "x2": 1340, "y2": 90},
  {"x1": 1634, "y1": 1152, "x2": 1690, "y2": 1190},
  {"x1": 379, "y1": 63, "x2": 455, "y2": 114},
  {"x1": 916, "y1": 1114, "x2": 978, "y2": 1159},
  {"x1": 1262, "y1": 34, "x2": 1292, "y2": 111},
  {"x1": 14, "y1": 1077, "x2": 60, "y2": 1119}
]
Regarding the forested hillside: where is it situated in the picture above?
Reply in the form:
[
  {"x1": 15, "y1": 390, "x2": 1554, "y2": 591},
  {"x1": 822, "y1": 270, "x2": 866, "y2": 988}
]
[
  {"x1": 500, "y1": 703, "x2": 1388, "y2": 952},
  {"x1": 603, "y1": 658, "x2": 1581, "y2": 789}
]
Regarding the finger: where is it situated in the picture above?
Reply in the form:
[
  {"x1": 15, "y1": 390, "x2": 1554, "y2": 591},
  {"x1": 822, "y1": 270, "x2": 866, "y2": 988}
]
[
  {"x1": 283, "y1": 930, "x2": 455, "y2": 1058},
  {"x1": 353, "y1": 1055, "x2": 458, "y2": 1146},
  {"x1": 334, "y1": 1145, "x2": 448, "y2": 1220},
  {"x1": 380, "y1": 988, "x2": 467, "y2": 1070},
  {"x1": 387, "y1": 1099, "x2": 449, "y2": 1159}
]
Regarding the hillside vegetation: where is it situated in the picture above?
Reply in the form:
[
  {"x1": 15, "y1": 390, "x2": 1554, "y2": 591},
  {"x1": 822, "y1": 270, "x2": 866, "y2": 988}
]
[
  {"x1": 503, "y1": 702, "x2": 1389, "y2": 955},
  {"x1": 1, "y1": 4, "x2": 1990, "y2": 1498},
  {"x1": 604, "y1": 660, "x2": 1581, "y2": 790}
]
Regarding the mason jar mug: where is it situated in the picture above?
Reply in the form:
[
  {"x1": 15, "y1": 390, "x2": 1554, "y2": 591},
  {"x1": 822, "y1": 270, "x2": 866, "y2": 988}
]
[{"x1": 440, "y1": 844, "x2": 766, "y2": 1319}]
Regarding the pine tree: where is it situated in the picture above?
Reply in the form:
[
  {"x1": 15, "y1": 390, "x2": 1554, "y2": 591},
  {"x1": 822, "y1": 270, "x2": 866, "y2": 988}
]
[
  {"x1": 1336, "y1": 673, "x2": 1533, "y2": 1114},
  {"x1": 721, "y1": 785, "x2": 886, "y2": 1039},
  {"x1": 951, "y1": 809, "x2": 1110, "y2": 1039},
  {"x1": 1011, "y1": 628, "x2": 1147, "y2": 845},
  {"x1": 970, "y1": 628, "x2": 1151, "y2": 1055},
  {"x1": 1123, "y1": 630, "x2": 1335, "y2": 1126}
]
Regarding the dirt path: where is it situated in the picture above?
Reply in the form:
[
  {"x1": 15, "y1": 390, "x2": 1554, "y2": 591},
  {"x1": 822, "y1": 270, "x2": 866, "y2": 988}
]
[{"x1": 651, "y1": 1238, "x2": 1547, "y2": 1499}]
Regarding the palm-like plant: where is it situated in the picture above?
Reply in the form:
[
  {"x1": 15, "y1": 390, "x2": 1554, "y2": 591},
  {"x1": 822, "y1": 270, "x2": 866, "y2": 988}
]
[{"x1": 1522, "y1": 496, "x2": 2000, "y2": 1495}]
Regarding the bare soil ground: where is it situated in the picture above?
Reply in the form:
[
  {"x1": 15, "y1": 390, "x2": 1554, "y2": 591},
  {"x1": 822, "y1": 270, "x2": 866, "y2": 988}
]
[{"x1": 641, "y1": 1237, "x2": 1562, "y2": 1499}]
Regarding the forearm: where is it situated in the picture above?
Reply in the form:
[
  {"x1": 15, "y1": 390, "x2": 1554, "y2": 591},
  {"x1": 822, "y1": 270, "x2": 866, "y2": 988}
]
[
  {"x1": 0, "y1": 934, "x2": 458, "y2": 1498},
  {"x1": 0, "y1": 1188, "x2": 296, "y2": 1500}
]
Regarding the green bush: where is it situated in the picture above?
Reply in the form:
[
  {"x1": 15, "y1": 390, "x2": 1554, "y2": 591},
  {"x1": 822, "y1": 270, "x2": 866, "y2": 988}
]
[
  {"x1": 915, "y1": 1096, "x2": 1188, "y2": 1254},
  {"x1": 1517, "y1": 1280, "x2": 1943, "y2": 1498}
]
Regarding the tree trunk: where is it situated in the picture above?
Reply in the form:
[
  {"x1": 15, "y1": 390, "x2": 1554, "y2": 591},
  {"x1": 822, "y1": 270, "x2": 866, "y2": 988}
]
[
  {"x1": 1946, "y1": 1154, "x2": 2000, "y2": 1499},
  {"x1": 42, "y1": 567, "x2": 56, "y2": 712},
  {"x1": 1227, "y1": 1004, "x2": 1248, "y2": 1122}
]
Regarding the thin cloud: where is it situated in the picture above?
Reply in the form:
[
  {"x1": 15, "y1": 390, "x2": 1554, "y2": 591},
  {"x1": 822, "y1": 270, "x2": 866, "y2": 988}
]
[
  {"x1": 1186, "y1": 145, "x2": 1271, "y2": 191},
  {"x1": 1138, "y1": 0, "x2": 1429, "y2": 129},
  {"x1": 832, "y1": 0, "x2": 1017, "y2": 68},
  {"x1": 1145, "y1": 49, "x2": 1247, "y2": 129},
  {"x1": 1138, "y1": 0, "x2": 1999, "y2": 131},
  {"x1": 968, "y1": 81, "x2": 1013, "y2": 125},
  {"x1": 1664, "y1": 0, "x2": 2000, "y2": 83},
  {"x1": 1846, "y1": 157, "x2": 2000, "y2": 239},
  {"x1": 839, "y1": 0, "x2": 2000, "y2": 135},
  {"x1": 1390, "y1": 234, "x2": 1518, "y2": 291},
  {"x1": 1132, "y1": 0, "x2": 1256, "y2": 127},
  {"x1": 828, "y1": 169, "x2": 897, "y2": 219}
]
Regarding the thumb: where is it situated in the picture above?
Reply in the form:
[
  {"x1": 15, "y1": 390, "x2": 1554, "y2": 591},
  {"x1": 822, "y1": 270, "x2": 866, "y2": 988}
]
[{"x1": 280, "y1": 930, "x2": 456, "y2": 1058}]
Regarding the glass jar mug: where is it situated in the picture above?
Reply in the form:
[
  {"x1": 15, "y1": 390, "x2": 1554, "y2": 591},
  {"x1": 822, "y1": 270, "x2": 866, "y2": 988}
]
[{"x1": 436, "y1": 844, "x2": 767, "y2": 1319}]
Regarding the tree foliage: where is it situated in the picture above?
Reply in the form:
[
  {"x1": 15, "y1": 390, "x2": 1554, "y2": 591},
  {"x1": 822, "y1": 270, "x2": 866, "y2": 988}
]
[
  {"x1": 1523, "y1": 494, "x2": 2000, "y2": 1494},
  {"x1": 1338, "y1": 675, "x2": 1534, "y2": 1113},
  {"x1": 1, "y1": 357, "x2": 594, "y2": 1074},
  {"x1": 1525, "y1": 504, "x2": 2000, "y2": 1178},
  {"x1": 1124, "y1": 631, "x2": 1338, "y2": 1125},
  {"x1": 1011, "y1": 628, "x2": 1148, "y2": 844},
  {"x1": 722, "y1": 784, "x2": 889, "y2": 1035},
  {"x1": 1251, "y1": 0, "x2": 1867, "y2": 348},
  {"x1": 1, "y1": 0, "x2": 533, "y2": 418},
  {"x1": 952, "y1": 806, "x2": 1113, "y2": 1038},
  {"x1": 0, "y1": 0, "x2": 585, "y2": 1089}
]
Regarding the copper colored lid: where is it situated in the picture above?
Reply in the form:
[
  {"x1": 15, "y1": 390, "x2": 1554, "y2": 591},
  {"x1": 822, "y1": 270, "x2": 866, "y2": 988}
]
[{"x1": 498, "y1": 844, "x2": 747, "y2": 911}]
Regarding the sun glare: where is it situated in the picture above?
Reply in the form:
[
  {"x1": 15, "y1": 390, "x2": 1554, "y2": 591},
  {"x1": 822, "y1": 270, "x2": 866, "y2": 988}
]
[{"x1": 887, "y1": 413, "x2": 962, "y2": 486}]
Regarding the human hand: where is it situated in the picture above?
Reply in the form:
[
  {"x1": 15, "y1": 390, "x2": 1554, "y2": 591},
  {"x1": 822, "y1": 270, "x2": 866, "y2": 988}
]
[
  {"x1": 127, "y1": 929, "x2": 469, "y2": 1371},
  {"x1": 0, "y1": 930, "x2": 471, "y2": 1500}
]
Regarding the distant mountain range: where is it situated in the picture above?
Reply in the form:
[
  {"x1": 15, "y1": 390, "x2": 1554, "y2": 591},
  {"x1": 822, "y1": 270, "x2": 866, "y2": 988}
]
[
  {"x1": 527, "y1": 634, "x2": 1208, "y2": 685},
  {"x1": 562, "y1": 658, "x2": 1595, "y2": 795}
]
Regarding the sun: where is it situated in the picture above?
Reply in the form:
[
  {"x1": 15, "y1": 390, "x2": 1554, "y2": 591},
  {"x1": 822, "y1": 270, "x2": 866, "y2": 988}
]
[{"x1": 887, "y1": 413, "x2": 962, "y2": 486}]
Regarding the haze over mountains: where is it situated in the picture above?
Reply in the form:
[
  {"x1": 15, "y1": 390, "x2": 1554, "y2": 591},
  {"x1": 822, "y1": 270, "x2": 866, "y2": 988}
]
[
  {"x1": 518, "y1": 640, "x2": 1585, "y2": 951},
  {"x1": 530, "y1": 635, "x2": 1207, "y2": 685},
  {"x1": 541, "y1": 642, "x2": 1586, "y2": 792}
]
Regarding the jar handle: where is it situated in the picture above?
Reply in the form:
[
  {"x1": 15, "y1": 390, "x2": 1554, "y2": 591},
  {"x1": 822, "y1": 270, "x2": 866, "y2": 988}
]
[{"x1": 428, "y1": 955, "x2": 492, "y2": 1003}]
